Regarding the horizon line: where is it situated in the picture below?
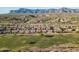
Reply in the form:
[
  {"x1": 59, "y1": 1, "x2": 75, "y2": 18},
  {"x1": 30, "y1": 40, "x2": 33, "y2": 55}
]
[{"x1": 1, "y1": 7, "x2": 79, "y2": 14}]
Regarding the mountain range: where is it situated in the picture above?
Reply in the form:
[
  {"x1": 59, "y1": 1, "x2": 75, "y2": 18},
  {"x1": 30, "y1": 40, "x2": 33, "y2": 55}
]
[{"x1": 10, "y1": 7, "x2": 79, "y2": 14}]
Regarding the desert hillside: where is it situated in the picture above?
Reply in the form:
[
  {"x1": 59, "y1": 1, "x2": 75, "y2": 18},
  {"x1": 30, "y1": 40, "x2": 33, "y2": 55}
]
[
  {"x1": 0, "y1": 13, "x2": 79, "y2": 52},
  {"x1": 0, "y1": 13, "x2": 79, "y2": 34}
]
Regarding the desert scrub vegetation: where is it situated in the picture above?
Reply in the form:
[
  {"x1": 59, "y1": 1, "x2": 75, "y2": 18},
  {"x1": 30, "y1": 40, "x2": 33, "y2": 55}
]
[
  {"x1": 0, "y1": 13, "x2": 79, "y2": 51},
  {"x1": 0, "y1": 33, "x2": 79, "y2": 51}
]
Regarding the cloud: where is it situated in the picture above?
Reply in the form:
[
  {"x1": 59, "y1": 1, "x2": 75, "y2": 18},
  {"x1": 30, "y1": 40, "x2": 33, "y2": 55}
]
[{"x1": 0, "y1": 0, "x2": 79, "y2": 7}]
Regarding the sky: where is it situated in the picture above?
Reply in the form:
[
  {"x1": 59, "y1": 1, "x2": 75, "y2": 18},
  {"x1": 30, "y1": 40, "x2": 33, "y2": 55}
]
[
  {"x1": 0, "y1": 7, "x2": 19, "y2": 14},
  {"x1": 0, "y1": 0, "x2": 79, "y2": 14}
]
